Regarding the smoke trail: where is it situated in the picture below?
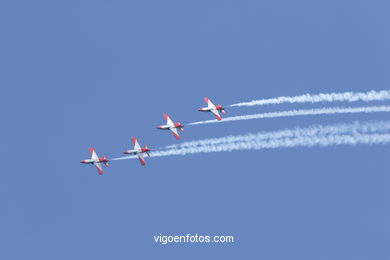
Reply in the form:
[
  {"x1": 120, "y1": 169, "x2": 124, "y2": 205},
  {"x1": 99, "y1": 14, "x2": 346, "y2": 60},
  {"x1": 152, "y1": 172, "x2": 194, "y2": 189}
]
[
  {"x1": 188, "y1": 106, "x2": 390, "y2": 126},
  {"x1": 230, "y1": 89, "x2": 390, "y2": 107},
  {"x1": 149, "y1": 133, "x2": 390, "y2": 158},
  {"x1": 113, "y1": 121, "x2": 390, "y2": 160},
  {"x1": 165, "y1": 120, "x2": 390, "y2": 150},
  {"x1": 111, "y1": 155, "x2": 137, "y2": 161}
]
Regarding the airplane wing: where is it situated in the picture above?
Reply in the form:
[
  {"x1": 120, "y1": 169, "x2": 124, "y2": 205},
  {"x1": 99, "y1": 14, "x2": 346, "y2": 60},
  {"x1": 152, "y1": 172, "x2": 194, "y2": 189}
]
[
  {"x1": 93, "y1": 162, "x2": 103, "y2": 175},
  {"x1": 211, "y1": 109, "x2": 222, "y2": 120},
  {"x1": 169, "y1": 127, "x2": 180, "y2": 139},
  {"x1": 89, "y1": 147, "x2": 99, "y2": 160},
  {"x1": 137, "y1": 152, "x2": 146, "y2": 166},
  {"x1": 164, "y1": 114, "x2": 174, "y2": 127},
  {"x1": 204, "y1": 97, "x2": 216, "y2": 109},
  {"x1": 132, "y1": 137, "x2": 141, "y2": 150}
]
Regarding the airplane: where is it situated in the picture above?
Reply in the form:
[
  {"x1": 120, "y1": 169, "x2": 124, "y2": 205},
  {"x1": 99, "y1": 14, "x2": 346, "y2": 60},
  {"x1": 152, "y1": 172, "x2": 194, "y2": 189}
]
[
  {"x1": 198, "y1": 97, "x2": 226, "y2": 120},
  {"x1": 123, "y1": 137, "x2": 150, "y2": 166},
  {"x1": 80, "y1": 147, "x2": 109, "y2": 175},
  {"x1": 156, "y1": 114, "x2": 184, "y2": 140}
]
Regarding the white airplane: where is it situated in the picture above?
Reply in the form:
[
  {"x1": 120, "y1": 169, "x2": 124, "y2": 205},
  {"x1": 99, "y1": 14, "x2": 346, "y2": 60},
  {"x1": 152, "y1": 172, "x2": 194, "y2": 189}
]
[
  {"x1": 123, "y1": 137, "x2": 150, "y2": 166},
  {"x1": 156, "y1": 114, "x2": 184, "y2": 140},
  {"x1": 80, "y1": 147, "x2": 109, "y2": 175},
  {"x1": 198, "y1": 97, "x2": 225, "y2": 120}
]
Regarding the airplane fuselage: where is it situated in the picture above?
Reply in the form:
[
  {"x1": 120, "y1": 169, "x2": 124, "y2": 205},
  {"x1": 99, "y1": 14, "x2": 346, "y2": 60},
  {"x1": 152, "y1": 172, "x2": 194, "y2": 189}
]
[
  {"x1": 80, "y1": 158, "x2": 108, "y2": 164},
  {"x1": 123, "y1": 149, "x2": 139, "y2": 155},
  {"x1": 123, "y1": 147, "x2": 150, "y2": 155},
  {"x1": 80, "y1": 159, "x2": 96, "y2": 164},
  {"x1": 198, "y1": 107, "x2": 212, "y2": 112},
  {"x1": 198, "y1": 106, "x2": 225, "y2": 113},
  {"x1": 157, "y1": 125, "x2": 171, "y2": 130},
  {"x1": 157, "y1": 123, "x2": 184, "y2": 130}
]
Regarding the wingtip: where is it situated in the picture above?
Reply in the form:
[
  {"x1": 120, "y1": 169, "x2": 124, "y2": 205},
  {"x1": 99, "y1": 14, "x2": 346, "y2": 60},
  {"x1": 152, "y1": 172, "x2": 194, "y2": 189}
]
[{"x1": 139, "y1": 157, "x2": 146, "y2": 166}]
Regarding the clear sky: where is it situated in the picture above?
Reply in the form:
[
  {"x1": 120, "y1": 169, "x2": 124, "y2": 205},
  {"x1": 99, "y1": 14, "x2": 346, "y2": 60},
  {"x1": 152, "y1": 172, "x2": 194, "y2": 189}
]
[{"x1": 0, "y1": 1, "x2": 389, "y2": 259}]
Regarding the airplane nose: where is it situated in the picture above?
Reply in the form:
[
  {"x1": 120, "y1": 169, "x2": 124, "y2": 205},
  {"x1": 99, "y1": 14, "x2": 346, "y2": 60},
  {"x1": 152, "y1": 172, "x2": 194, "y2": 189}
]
[
  {"x1": 80, "y1": 160, "x2": 85, "y2": 163},
  {"x1": 123, "y1": 151, "x2": 128, "y2": 154}
]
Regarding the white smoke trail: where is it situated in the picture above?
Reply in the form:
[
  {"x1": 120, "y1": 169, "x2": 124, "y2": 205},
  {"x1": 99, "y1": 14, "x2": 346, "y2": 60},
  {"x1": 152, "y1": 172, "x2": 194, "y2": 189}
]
[
  {"x1": 230, "y1": 89, "x2": 390, "y2": 107},
  {"x1": 165, "y1": 120, "x2": 390, "y2": 150},
  {"x1": 149, "y1": 133, "x2": 390, "y2": 158},
  {"x1": 188, "y1": 105, "x2": 390, "y2": 126},
  {"x1": 111, "y1": 155, "x2": 137, "y2": 161},
  {"x1": 113, "y1": 121, "x2": 390, "y2": 160}
]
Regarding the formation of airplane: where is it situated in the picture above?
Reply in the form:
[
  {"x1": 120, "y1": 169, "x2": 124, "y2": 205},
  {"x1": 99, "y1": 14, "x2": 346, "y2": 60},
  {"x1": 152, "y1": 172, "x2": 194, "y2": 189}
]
[
  {"x1": 80, "y1": 147, "x2": 109, "y2": 175},
  {"x1": 81, "y1": 97, "x2": 225, "y2": 174},
  {"x1": 123, "y1": 137, "x2": 150, "y2": 166},
  {"x1": 156, "y1": 114, "x2": 184, "y2": 140}
]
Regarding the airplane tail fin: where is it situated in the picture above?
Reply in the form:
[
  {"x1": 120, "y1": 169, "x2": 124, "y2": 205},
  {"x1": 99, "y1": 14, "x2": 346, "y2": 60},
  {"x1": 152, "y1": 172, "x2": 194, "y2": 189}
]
[
  {"x1": 103, "y1": 156, "x2": 109, "y2": 167},
  {"x1": 217, "y1": 105, "x2": 226, "y2": 114},
  {"x1": 144, "y1": 146, "x2": 151, "y2": 157}
]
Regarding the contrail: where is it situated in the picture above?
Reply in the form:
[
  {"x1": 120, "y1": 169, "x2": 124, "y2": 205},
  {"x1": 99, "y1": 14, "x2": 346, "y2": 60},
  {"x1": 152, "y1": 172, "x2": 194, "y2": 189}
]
[
  {"x1": 113, "y1": 121, "x2": 390, "y2": 160},
  {"x1": 188, "y1": 105, "x2": 390, "y2": 126},
  {"x1": 229, "y1": 89, "x2": 390, "y2": 107}
]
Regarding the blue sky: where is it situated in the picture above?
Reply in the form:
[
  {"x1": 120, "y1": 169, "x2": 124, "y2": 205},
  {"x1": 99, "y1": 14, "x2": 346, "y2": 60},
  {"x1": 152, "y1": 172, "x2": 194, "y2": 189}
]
[{"x1": 0, "y1": 1, "x2": 389, "y2": 259}]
